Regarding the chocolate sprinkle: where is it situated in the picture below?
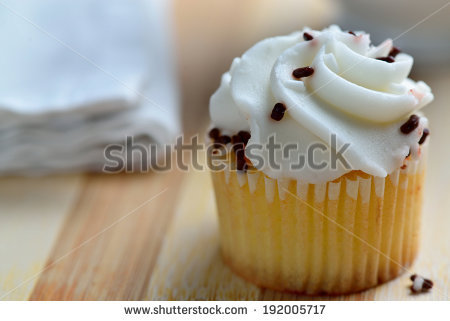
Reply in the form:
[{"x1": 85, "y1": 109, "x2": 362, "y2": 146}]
[
  {"x1": 208, "y1": 128, "x2": 220, "y2": 140},
  {"x1": 348, "y1": 31, "x2": 356, "y2": 36},
  {"x1": 292, "y1": 66, "x2": 314, "y2": 79},
  {"x1": 231, "y1": 134, "x2": 242, "y2": 146},
  {"x1": 231, "y1": 135, "x2": 244, "y2": 154},
  {"x1": 400, "y1": 114, "x2": 420, "y2": 134},
  {"x1": 230, "y1": 133, "x2": 248, "y2": 171},
  {"x1": 238, "y1": 130, "x2": 251, "y2": 145},
  {"x1": 217, "y1": 135, "x2": 231, "y2": 145},
  {"x1": 303, "y1": 32, "x2": 314, "y2": 41},
  {"x1": 231, "y1": 134, "x2": 242, "y2": 144},
  {"x1": 376, "y1": 56, "x2": 395, "y2": 63},
  {"x1": 271, "y1": 103, "x2": 287, "y2": 121},
  {"x1": 389, "y1": 46, "x2": 401, "y2": 57},
  {"x1": 410, "y1": 274, "x2": 434, "y2": 293},
  {"x1": 423, "y1": 279, "x2": 434, "y2": 290},
  {"x1": 419, "y1": 128, "x2": 429, "y2": 145},
  {"x1": 235, "y1": 150, "x2": 247, "y2": 171}
]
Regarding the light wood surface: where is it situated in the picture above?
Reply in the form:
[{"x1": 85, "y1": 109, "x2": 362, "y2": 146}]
[
  {"x1": 0, "y1": 146, "x2": 449, "y2": 300},
  {"x1": 0, "y1": 0, "x2": 449, "y2": 301}
]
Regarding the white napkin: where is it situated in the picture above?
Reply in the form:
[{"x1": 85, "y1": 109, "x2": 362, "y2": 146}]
[{"x1": 0, "y1": 0, "x2": 180, "y2": 174}]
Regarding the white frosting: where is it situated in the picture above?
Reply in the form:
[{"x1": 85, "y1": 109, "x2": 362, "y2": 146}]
[
  {"x1": 227, "y1": 144, "x2": 425, "y2": 204},
  {"x1": 209, "y1": 25, "x2": 433, "y2": 183}
]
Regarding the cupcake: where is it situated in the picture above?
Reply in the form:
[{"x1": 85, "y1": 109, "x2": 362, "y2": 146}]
[{"x1": 208, "y1": 25, "x2": 433, "y2": 295}]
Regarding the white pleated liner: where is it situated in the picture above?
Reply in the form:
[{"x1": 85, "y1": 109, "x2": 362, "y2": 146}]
[
  {"x1": 223, "y1": 163, "x2": 230, "y2": 184},
  {"x1": 221, "y1": 141, "x2": 428, "y2": 204},
  {"x1": 214, "y1": 141, "x2": 428, "y2": 294},
  {"x1": 277, "y1": 179, "x2": 290, "y2": 200},
  {"x1": 264, "y1": 176, "x2": 275, "y2": 203},
  {"x1": 247, "y1": 171, "x2": 259, "y2": 194},
  {"x1": 223, "y1": 166, "x2": 423, "y2": 204},
  {"x1": 236, "y1": 171, "x2": 247, "y2": 187},
  {"x1": 328, "y1": 181, "x2": 341, "y2": 201}
]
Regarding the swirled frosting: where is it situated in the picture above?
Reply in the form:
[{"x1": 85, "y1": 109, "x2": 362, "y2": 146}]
[{"x1": 209, "y1": 25, "x2": 433, "y2": 183}]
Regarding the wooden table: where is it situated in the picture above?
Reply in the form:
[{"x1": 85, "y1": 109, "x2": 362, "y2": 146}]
[
  {"x1": 1, "y1": 90, "x2": 449, "y2": 300},
  {"x1": 0, "y1": 0, "x2": 449, "y2": 301}
]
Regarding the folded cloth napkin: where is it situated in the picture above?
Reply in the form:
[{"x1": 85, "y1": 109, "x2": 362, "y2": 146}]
[{"x1": 0, "y1": 0, "x2": 180, "y2": 174}]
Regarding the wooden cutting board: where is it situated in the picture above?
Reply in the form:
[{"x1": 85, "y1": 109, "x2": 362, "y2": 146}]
[
  {"x1": 1, "y1": 47, "x2": 450, "y2": 304},
  {"x1": 0, "y1": 156, "x2": 448, "y2": 300}
]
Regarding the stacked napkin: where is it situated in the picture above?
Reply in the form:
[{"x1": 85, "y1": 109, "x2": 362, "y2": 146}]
[{"x1": 0, "y1": 0, "x2": 180, "y2": 174}]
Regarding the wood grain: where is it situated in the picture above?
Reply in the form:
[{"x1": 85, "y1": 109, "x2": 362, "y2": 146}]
[
  {"x1": 29, "y1": 171, "x2": 184, "y2": 300},
  {"x1": 1, "y1": 162, "x2": 448, "y2": 300},
  {"x1": 0, "y1": 175, "x2": 83, "y2": 300},
  {"x1": 142, "y1": 169, "x2": 449, "y2": 301},
  {"x1": 146, "y1": 169, "x2": 262, "y2": 300}
]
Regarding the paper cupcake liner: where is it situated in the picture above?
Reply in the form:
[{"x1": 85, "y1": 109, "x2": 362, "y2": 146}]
[{"x1": 210, "y1": 144, "x2": 428, "y2": 295}]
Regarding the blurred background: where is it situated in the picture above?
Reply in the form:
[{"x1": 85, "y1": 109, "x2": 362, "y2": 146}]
[
  {"x1": 0, "y1": 0, "x2": 449, "y2": 173},
  {"x1": 176, "y1": 0, "x2": 450, "y2": 134},
  {"x1": 0, "y1": 0, "x2": 449, "y2": 301},
  {"x1": 176, "y1": 0, "x2": 338, "y2": 135}
]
